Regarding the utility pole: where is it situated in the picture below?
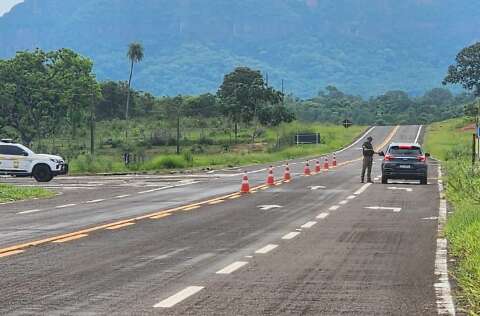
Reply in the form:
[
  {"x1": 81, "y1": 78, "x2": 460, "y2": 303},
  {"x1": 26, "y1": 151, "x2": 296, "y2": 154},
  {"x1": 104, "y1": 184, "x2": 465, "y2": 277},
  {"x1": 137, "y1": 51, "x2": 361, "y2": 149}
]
[
  {"x1": 176, "y1": 109, "x2": 180, "y2": 155},
  {"x1": 90, "y1": 90, "x2": 95, "y2": 156}
]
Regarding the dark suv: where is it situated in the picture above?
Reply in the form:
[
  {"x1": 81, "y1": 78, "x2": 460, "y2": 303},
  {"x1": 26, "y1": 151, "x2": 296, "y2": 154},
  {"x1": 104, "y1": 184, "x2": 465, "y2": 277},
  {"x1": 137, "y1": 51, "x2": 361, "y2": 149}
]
[{"x1": 379, "y1": 143, "x2": 430, "y2": 185}]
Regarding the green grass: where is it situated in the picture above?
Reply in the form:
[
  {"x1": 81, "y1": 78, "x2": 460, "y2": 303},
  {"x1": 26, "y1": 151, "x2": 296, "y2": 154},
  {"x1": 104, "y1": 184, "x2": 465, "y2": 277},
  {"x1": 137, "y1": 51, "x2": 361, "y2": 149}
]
[
  {"x1": 424, "y1": 117, "x2": 480, "y2": 314},
  {"x1": 69, "y1": 123, "x2": 366, "y2": 173},
  {"x1": 0, "y1": 184, "x2": 54, "y2": 203}
]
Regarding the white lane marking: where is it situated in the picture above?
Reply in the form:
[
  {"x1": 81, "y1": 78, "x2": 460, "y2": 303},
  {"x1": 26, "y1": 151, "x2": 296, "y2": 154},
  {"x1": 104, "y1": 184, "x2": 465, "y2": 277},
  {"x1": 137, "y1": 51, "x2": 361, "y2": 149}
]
[
  {"x1": 329, "y1": 205, "x2": 340, "y2": 211},
  {"x1": 388, "y1": 187, "x2": 413, "y2": 192},
  {"x1": 301, "y1": 221, "x2": 317, "y2": 228},
  {"x1": 309, "y1": 186, "x2": 326, "y2": 190},
  {"x1": 282, "y1": 232, "x2": 301, "y2": 240},
  {"x1": 139, "y1": 189, "x2": 159, "y2": 194},
  {"x1": 414, "y1": 125, "x2": 423, "y2": 144},
  {"x1": 86, "y1": 199, "x2": 105, "y2": 204},
  {"x1": 435, "y1": 165, "x2": 456, "y2": 315},
  {"x1": 216, "y1": 261, "x2": 248, "y2": 274},
  {"x1": 56, "y1": 204, "x2": 76, "y2": 209},
  {"x1": 255, "y1": 244, "x2": 278, "y2": 254},
  {"x1": 354, "y1": 183, "x2": 372, "y2": 195},
  {"x1": 422, "y1": 216, "x2": 438, "y2": 220},
  {"x1": 153, "y1": 286, "x2": 204, "y2": 308},
  {"x1": 336, "y1": 126, "x2": 376, "y2": 154},
  {"x1": 258, "y1": 205, "x2": 282, "y2": 211},
  {"x1": 140, "y1": 181, "x2": 200, "y2": 194},
  {"x1": 115, "y1": 194, "x2": 130, "y2": 198},
  {"x1": 364, "y1": 206, "x2": 402, "y2": 213},
  {"x1": 316, "y1": 212, "x2": 329, "y2": 219},
  {"x1": 245, "y1": 255, "x2": 253, "y2": 258},
  {"x1": 339, "y1": 200, "x2": 348, "y2": 205},
  {"x1": 347, "y1": 195, "x2": 356, "y2": 200},
  {"x1": 17, "y1": 209, "x2": 41, "y2": 215}
]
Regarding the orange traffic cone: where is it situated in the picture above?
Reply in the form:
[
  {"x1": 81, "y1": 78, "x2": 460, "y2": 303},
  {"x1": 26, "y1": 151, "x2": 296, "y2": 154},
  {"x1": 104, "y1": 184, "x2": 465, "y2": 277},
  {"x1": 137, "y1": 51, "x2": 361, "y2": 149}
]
[
  {"x1": 315, "y1": 160, "x2": 321, "y2": 173},
  {"x1": 333, "y1": 153, "x2": 337, "y2": 167},
  {"x1": 304, "y1": 161, "x2": 311, "y2": 176},
  {"x1": 284, "y1": 164, "x2": 292, "y2": 181},
  {"x1": 240, "y1": 173, "x2": 250, "y2": 193},
  {"x1": 323, "y1": 157, "x2": 329, "y2": 170},
  {"x1": 266, "y1": 166, "x2": 275, "y2": 186}
]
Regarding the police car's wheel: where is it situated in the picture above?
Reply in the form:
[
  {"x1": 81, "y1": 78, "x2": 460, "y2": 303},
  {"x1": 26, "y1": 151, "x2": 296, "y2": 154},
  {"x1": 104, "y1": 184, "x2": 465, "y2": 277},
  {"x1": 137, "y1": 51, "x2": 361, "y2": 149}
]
[{"x1": 33, "y1": 164, "x2": 53, "y2": 182}]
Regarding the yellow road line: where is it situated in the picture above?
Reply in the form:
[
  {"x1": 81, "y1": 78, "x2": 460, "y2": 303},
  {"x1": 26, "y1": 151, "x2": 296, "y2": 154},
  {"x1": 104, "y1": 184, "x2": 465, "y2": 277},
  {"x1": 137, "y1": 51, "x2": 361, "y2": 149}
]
[
  {"x1": 0, "y1": 250, "x2": 24, "y2": 258},
  {"x1": 183, "y1": 205, "x2": 201, "y2": 211},
  {"x1": 52, "y1": 234, "x2": 88, "y2": 243},
  {"x1": 228, "y1": 195, "x2": 241, "y2": 200},
  {"x1": 208, "y1": 200, "x2": 224, "y2": 205},
  {"x1": 106, "y1": 222, "x2": 135, "y2": 230},
  {"x1": 150, "y1": 213, "x2": 172, "y2": 219}
]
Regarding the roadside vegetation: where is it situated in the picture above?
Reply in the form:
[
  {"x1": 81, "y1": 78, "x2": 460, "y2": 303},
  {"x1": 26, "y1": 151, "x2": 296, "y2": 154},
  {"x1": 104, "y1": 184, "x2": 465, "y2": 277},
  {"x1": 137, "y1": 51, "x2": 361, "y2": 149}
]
[
  {"x1": 424, "y1": 117, "x2": 480, "y2": 314},
  {"x1": 68, "y1": 123, "x2": 365, "y2": 174},
  {"x1": 0, "y1": 184, "x2": 54, "y2": 203}
]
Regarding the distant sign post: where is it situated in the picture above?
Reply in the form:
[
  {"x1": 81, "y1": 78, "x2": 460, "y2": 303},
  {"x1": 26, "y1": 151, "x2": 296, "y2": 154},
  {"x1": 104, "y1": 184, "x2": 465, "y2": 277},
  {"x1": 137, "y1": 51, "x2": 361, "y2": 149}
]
[
  {"x1": 295, "y1": 133, "x2": 320, "y2": 145},
  {"x1": 343, "y1": 119, "x2": 353, "y2": 128}
]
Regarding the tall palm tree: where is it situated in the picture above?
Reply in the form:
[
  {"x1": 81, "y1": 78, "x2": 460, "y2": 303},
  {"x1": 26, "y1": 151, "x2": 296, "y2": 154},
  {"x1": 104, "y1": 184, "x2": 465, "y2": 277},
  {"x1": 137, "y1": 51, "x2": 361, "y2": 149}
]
[{"x1": 125, "y1": 42, "x2": 144, "y2": 142}]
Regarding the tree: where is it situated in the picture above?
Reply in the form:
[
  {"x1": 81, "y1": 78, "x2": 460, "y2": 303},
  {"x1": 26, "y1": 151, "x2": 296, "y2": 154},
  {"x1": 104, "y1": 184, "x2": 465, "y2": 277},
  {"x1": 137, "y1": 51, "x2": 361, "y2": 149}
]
[
  {"x1": 217, "y1": 67, "x2": 283, "y2": 143},
  {"x1": 125, "y1": 42, "x2": 144, "y2": 141},
  {"x1": 443, "y1": 42, "x2": 480, "y2": 97},
  {"x1": 0, "y1": 49, "x2": 98, "y2": 144},
  {"x1": 164, "y1": 95, "x2": 185, "y2": 154}
]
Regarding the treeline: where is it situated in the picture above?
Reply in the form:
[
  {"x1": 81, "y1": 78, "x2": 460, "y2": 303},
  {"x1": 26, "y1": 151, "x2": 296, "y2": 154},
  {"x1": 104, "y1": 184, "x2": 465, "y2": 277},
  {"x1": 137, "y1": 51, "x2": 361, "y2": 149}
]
[
  {"x1": 290, "y1": 86, "x2": 474, "y2": 125},
  {"x1": 0, "y1": 48, "x2": 474, "y2": 150},
  {"x1": 0, "y1": 49, "x2": 293, "y2": 147}
]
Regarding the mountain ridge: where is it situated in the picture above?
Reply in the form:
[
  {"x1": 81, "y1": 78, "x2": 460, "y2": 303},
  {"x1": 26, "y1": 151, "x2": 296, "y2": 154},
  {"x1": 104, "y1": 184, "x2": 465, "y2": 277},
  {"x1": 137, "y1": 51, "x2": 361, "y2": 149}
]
[{"x1": 1, "y1": 0, "x2": 479, "y2": 97}]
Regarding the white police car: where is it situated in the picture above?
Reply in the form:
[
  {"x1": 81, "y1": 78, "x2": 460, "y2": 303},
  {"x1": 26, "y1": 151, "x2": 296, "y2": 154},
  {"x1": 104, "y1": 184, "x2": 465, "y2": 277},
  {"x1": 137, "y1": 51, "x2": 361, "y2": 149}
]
[{"x1": 0, "y1": 139, "x2": 68, "y2": 182}]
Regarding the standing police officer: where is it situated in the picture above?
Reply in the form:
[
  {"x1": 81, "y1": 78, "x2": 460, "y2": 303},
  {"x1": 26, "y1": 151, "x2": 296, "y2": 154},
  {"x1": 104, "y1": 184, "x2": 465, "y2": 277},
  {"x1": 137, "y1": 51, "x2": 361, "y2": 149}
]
[{"x1": 361, "y1": 136, "x2": 375, "y2": 183}]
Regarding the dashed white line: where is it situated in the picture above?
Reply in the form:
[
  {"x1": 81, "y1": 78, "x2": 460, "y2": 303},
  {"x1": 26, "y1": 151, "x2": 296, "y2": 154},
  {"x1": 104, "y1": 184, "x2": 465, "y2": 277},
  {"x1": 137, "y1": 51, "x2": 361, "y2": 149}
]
[
  {"x1": 216, "y1": 261, "x2": 248, "y2": 274},
  {"x1": 316, "y1": 212, "x2": 329, "y2": 219},
  {"x1": 301, "y1": 221, "x2": 317, "y2": 228},
  {"x1": 55, "y1": 204, "x2": 76, "y2": 209},
  {"x1": 255, "y1": 244, "x2": 278, "y2": 254},
  {"x1": 282, "y1": 232, "x2": 301, "y2": 240},
  {"x1": 339, "y1": 200, "x2": 348, "y2": 205},
  {"x1": 329, "y1": 205, "x2": 340, "y2": 211},
  {"x1": 347, "y1": 195, "x2": 356, "y2": 200},
  {"x1": 115, "y1": 194, "x2": 130, "y2": 198},
  {"x1": 354, "y1": 183, "x2": 372, "y2": 195},
  {"x1": 86, "y1": 199, "x2": 105, "y2": 204},
  {"x1": 153, "y1": 286, "x2": 204, "y2": 308},
  {"x1": 17, "y1": 209, "x2": 41, "y2": 215}
]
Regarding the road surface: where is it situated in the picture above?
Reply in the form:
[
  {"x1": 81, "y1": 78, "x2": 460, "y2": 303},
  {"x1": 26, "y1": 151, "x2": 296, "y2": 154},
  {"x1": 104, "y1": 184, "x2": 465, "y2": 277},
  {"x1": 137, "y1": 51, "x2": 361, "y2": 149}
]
[{"x1": 0, "y1": 125, "x2": 450, "y2": 315}]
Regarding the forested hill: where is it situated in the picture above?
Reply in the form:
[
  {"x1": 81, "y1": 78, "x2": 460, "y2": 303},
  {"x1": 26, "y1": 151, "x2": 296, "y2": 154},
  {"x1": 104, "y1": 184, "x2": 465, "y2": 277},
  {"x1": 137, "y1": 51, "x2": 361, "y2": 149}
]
[{"x1": 1, "y1": 0, "x2": 479, "y2": 97}]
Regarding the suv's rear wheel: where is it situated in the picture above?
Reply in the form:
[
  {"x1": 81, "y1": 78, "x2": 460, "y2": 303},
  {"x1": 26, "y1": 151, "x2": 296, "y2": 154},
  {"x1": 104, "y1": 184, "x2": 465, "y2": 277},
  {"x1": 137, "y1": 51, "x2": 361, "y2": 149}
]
[
  {"x1": 381, "y1": 175, "x2": 388, "y2": 184},
  {"x1": 33, "y1": 164, "x2": 53, "y2": 182}
]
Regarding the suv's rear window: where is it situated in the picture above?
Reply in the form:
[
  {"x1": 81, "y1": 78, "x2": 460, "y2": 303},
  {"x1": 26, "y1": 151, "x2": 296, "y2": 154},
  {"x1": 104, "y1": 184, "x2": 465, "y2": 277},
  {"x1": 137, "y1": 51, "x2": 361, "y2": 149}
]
[{"x1": 388, "y1": 146, "x2": 422, "y2": 156}]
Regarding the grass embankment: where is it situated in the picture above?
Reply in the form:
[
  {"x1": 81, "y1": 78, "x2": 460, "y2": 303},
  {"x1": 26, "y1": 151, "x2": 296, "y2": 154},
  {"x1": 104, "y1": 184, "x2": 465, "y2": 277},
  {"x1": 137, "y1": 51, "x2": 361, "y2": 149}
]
[
  {"x1": 0, "y1": 184, "x2": 54, "y2": 203},
  {"x1": 69, "y1": 123, "x2": 366, "y2": 174},
  {"x1": 424, "y1": 117, "x2": 480, "y2": 314}
]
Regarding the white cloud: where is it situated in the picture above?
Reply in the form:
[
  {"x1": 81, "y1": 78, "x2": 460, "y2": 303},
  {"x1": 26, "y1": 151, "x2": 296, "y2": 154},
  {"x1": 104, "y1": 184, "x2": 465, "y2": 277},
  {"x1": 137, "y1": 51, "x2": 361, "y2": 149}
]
[{"x1": 0, "y1": 0, "x2": 24, "y2": 16}]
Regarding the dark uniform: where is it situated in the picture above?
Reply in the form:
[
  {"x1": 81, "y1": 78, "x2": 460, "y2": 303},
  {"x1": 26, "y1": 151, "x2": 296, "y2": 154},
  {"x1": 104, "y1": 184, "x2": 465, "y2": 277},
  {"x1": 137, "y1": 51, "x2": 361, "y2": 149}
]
[{"x1": 361, "y1": 137, "x2": 375, "y2": 183}]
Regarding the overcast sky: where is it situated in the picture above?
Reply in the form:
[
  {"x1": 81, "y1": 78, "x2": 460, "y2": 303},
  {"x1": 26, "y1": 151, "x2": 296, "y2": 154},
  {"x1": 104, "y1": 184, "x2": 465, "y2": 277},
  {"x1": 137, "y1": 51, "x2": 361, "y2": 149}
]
[{"x1": 0, "y1": 0, "x2": 23, "y2": 16}]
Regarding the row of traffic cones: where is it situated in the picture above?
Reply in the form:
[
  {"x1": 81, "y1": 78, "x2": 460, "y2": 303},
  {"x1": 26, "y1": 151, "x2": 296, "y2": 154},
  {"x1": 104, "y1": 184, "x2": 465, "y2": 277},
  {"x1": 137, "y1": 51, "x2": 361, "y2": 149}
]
[{"x1": 240, "y1": 154, "x2": 337, "y2": 193}]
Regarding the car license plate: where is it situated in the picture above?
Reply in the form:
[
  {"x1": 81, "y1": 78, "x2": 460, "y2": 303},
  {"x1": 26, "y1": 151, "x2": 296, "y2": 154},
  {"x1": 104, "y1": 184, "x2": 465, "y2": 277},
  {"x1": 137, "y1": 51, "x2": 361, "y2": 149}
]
[{"x1": 399, "y1": 165, "x2": 411, "y2": 169}]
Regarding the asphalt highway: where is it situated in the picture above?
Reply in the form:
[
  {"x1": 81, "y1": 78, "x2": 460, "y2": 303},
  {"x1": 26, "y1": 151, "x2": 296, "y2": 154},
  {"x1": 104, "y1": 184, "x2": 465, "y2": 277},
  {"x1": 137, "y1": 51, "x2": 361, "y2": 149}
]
[{"x1": 0, "y1": 125, "x2": 445, "y2": 315}]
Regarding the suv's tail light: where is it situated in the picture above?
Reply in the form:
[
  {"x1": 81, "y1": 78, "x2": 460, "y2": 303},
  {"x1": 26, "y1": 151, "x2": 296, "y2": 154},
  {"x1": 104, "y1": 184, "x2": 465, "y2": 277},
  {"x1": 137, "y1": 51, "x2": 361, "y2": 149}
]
[
  {"x1": 384, "y1": 154, "x2": 394, "y2": 161},
  {"x1": 417, "y1": 155, "x2": 426, "y2": 162}
]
